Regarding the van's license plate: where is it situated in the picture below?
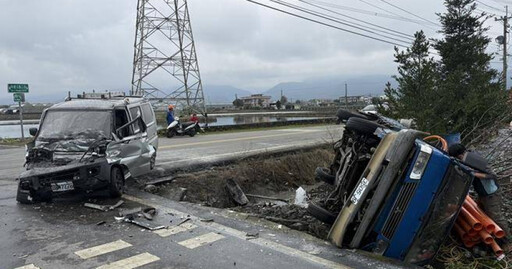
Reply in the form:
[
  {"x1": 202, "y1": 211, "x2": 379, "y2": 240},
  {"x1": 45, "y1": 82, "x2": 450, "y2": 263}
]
[
  {"x1": 51, "y1": 181, "x2": 74, "y2": 192},
  {"x1": 351, "y1": 178, "x2": 369, "y2": 205}
]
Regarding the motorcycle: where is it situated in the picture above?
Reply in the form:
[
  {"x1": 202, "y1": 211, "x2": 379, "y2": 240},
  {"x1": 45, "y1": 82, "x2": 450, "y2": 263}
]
[{"x1": 166, "y1": 116, "x2": 198, "y2": 138}]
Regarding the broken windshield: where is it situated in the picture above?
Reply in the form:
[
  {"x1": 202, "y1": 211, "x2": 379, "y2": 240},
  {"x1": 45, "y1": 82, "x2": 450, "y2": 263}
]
[{"x1": 38, "y1": 110, "x2": 112, "y2": 141}]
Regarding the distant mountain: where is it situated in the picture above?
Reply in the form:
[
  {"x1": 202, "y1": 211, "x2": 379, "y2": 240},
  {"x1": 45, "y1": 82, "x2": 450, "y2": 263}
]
[
  {"x1": 203, "y1": 85, "x2": 252, "y2": 104},
  {"x1": 262, "y1": 75, "x2": 397, "y2": 101}
]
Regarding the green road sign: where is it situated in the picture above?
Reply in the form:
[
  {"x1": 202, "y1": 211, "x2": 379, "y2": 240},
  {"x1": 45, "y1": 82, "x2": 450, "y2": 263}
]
[
  {"x1": 13, "y1": 93, "x2": 25, "y2": 102},
  {"x1": 8, "y1": 84, "x2": 29, "y2": 93}
]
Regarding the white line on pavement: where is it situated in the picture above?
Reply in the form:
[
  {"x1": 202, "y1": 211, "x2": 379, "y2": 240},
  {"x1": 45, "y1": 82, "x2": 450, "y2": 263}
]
[
  {"x1": 153, "y1": 223, "x2": 197, "y2": 237},
  {"x1": 75, "y1": 240, "x2": 132, "y2": 259},
  {"x1": 177, "y1": 232, "x2": 225, "y2": 249},
  {"x1": 13, "y1": 265, "x2": 40, "y2": 269},
  {"x1": 96, "y1": 252, "x2": 160, "y2": 269}
]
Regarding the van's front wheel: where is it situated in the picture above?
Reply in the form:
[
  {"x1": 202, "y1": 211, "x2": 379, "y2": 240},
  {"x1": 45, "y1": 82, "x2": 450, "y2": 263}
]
[{"x1": 109, "y1": 167, "x2": 124, "y2": 198}]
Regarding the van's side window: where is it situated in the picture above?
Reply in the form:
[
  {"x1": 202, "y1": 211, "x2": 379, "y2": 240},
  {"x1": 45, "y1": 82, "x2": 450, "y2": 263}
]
[
  {"x1": 129, "y1": 107, "x2": 142, "y2": 133},
  {"x1": 141, "y1": 104, "x2": 155, "y2": 126},
  {"x1": 115, "y1": 109, "x2": 132, "y2": 138}
]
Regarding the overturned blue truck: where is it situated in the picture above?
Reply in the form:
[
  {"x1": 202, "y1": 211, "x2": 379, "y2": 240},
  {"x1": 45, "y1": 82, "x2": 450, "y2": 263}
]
[{"x1": 309, "y1": 110, "x2": 474, "y2": 265}]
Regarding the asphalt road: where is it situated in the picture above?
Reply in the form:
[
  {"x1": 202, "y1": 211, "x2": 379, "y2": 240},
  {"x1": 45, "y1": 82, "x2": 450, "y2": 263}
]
[
  {"x1": 0, "y1": 125, "x2": 342, "y2": 181},
  {"x1": 0, "y1": 182, "x2": 410, "y2": 269},
  {"x1": 0, "y1": 125, "x2": 414, "y2": 269}
]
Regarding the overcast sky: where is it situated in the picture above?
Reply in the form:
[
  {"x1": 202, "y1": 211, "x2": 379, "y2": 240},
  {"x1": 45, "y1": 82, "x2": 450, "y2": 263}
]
[{"x1": 0, "y1": 0, "x2": 507, "y2": 103}]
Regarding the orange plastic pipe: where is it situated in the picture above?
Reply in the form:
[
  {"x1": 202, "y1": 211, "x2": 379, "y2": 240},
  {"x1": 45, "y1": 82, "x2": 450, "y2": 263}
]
[
  {"x1": 463, "y1": 203, "x2": 495, "y2": 233},
  {"x1": 490, "y1": 239, "x2": 504, "y2": 256},
  {"x1": 465, "y1": 196, "x2": 505, "y2": 238},
  {"x1": 460, "y1": 207, "x2": 483, "y2": 231},
  {"x1": 453, "y1": 222, "x2": 468, "y2": 240},
  {"x1": 479, "y1": 229, "x2": 493, "y2": 244},
  {"x1": 494, "y1": 226, "x2": 505, "y2": 239},
  {"x1": 463, "y1": 240, "x2": 477, "y2": 248},
  {"x1": 457, "y1": 218, "x2": 477, "y2": 236},
  {"x1": 423, "y1": 135, "x2": 448, "y2": 151}
]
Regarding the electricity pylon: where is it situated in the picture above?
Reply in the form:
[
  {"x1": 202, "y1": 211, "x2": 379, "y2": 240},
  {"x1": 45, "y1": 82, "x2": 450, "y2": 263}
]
[{"x1": 131, "y1": 0, "x2": 206, "y2": 114}]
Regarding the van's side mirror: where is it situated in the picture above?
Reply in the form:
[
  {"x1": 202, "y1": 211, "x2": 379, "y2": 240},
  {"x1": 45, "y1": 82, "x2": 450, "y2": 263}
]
[{"x1": 29, "y1": 128, "x2": 38, "y2": 136}]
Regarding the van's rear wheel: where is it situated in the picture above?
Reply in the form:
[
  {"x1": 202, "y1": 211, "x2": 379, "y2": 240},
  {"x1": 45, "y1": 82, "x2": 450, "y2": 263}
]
[{"x1": 109, "y1": 167, "x2": 124, "y2": 198}]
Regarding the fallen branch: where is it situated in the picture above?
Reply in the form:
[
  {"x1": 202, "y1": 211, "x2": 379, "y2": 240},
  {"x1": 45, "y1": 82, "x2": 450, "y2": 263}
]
[{"x1": 245, "y1": 194, "x2": 289, "y2": 203}]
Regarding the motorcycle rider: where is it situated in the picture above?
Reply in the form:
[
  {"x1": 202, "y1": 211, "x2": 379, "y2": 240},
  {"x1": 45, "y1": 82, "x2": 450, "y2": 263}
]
[{"x1": 167, "y1": 105, "x2": 175, "y2": 126}]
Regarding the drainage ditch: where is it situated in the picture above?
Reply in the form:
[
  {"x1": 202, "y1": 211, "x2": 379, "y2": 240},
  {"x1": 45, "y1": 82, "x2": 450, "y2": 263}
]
[{"x1": 141, "y1": 147, "x2": 336, "y2": 239}]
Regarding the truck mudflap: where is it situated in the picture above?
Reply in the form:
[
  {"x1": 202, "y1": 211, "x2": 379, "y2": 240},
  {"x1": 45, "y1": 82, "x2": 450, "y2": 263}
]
[
  {"x1": 349, "y1": 130, "x2": 425, "y2": 248},
  {"x1": 327, "y1": 131, "x2": 399, "y2": 247}
]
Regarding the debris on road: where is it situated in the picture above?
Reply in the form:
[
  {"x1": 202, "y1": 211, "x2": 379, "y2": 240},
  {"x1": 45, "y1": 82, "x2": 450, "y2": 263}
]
[
  {"x1": 293, "y1": 187, "x2": 307, "y2": 208},
  {"x1": 245, "y1": 231, "x2": 259, "y2": 240},
  {"x1": 200, "y1": 218, "x2": 214, "y2": 222},
  {"x1": 177, "y1": 217, "x2": 191, "y2": 226},
  {"x1": 96, "y1": 221, "x2": 106, "y2": 226},
  {"x1": 226, "y1": 178, "x2": 248, "y2": 206},
  {"x1": 145, "y1": 176, "x2": 174, "y2": 186},
  {"x1": 84, "y1": 200, "x2": 124, "y2": 212},
  {"x1": 142, "y1": 207, "x2": 157, "y2": 220},
  {"x1": 123, "y1": 217, "x2": 166, "y2": 231},
  {"x1": 144, "y1": 184, "x2": 158, "y2": 194},
  {"x1": 245, "y1": 194, "x2": 288, "y2": 203},
  {"x1": 119, "y1": 207, "x2": 142, "y2": 217}
]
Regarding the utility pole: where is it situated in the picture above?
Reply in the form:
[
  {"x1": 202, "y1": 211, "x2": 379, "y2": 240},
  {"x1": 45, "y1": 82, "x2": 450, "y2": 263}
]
[
  {"x1": 132, "y1": 0, "x2": 206, "y2": 114},
  {"x1": 344, "y1": 83, "x2": 348, "y2": 109},
  {"x1": 496, "y1": 6, "x2": 511, "y2": 90}
]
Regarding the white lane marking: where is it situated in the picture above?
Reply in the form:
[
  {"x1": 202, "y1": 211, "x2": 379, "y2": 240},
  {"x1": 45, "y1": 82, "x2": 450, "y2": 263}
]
[
  {"x1": 96, "y1": 252, "x2": 160, "y2": 269},
  {"x1": 153, "y1": 223, "x2": 197, "y2": 237},
  {"x1": 75, "y1": 240, "x2": 132, "y2": 259},
  {"x1": 14, "y1": 265, "x2": 40, "y2": 269},
  {"x1": 124, "y1": 195, "x2": 350, "y2": 269},
  {"x1": 178, "y1": 232, "x2": 225, "y2": 249}
]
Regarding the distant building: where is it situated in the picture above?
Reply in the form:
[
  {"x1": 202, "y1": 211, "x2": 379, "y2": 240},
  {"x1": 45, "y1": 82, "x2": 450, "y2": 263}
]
[
  {"x1": 339, "y1": 95, "x2": 363, "y2": 104},
  {"x1": 240, "y1": 94, "x2": 271, "y2": 108}
]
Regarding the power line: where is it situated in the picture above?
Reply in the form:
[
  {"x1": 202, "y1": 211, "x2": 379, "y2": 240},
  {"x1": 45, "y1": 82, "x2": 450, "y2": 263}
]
[
  {"x1": 271, "y1": 0, "x2": 412, "y2": 44},
  {"x1": 300, "y1": 0, "x2": 432, "y2": 26},
  {"x1": 246, "y1": 0, "x2": 408, "y2": 47},
  {"x1": 358, "y1": 0, "x2": 414, "y2": 22},
  {"x1": 272, "y1": 0, "x2": 413, "y2": 44},
  {"x1": 299, "y1": 0, "x2": 414, "y2": 40},
  {"x1": 378, "y1": 0, "x2": 441, "y2": 27},
  {"x1": 476, "y1": 0, "x2": 506, "y2": 12}
]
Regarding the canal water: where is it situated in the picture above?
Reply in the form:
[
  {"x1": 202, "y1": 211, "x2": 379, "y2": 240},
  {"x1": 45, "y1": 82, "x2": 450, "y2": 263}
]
[{"x1": 0, "y1": 116, "x2": 327, "y2": 138}]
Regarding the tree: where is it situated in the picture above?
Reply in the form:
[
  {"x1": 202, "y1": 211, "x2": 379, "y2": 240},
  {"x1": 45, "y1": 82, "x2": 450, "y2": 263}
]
[
  {"x1": 233, "y1": 98, "x2": 244, "y2": 108},
  {"x1": 433, "y1": 0, "x2": 509, "y2": 139},
  {"x1": 383, "y1": 31, "x2": 441, "y2": 132},
  {"x1": 275, "y1": 100, "x2": 282, "y2": 109},
  {"x1": 280, "y1": 95, "x2": 288, "y2": 104}
]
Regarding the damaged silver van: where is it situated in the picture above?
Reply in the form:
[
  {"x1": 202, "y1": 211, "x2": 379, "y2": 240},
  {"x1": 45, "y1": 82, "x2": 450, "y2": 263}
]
[{"x1": 16, "y1": 94, "x2": 158, "y2": 203}]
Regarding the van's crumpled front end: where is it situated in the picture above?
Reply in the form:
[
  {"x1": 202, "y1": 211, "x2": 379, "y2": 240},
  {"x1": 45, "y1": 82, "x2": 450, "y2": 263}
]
[
  {"x1": 17, "y1": 158, "x2": 112, "y2": 201},
  {"x1": 17, "y1": 137, "x2": 114, "y2": 202},
  {"x1": 371, "y1": 142, "x2": 473, "y2": 265}
]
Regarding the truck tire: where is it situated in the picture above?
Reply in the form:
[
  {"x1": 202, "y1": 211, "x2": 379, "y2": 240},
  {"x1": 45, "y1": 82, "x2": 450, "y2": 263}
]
[
  {"x1": 346, "y1": 117, "x2": 382, "y2": 135},
  {"x1": 315, "y1": 167, "x2": 335, "y2": 185},
  {"x1": 109, "y1": 166, "x2": 124, "y2": 198},
  {"x1": 336, "y1": 109, "x2": 368, "y2": 122},
  {"x1": 307, "y1": 202, "x2": 336, "y2": 224}
]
